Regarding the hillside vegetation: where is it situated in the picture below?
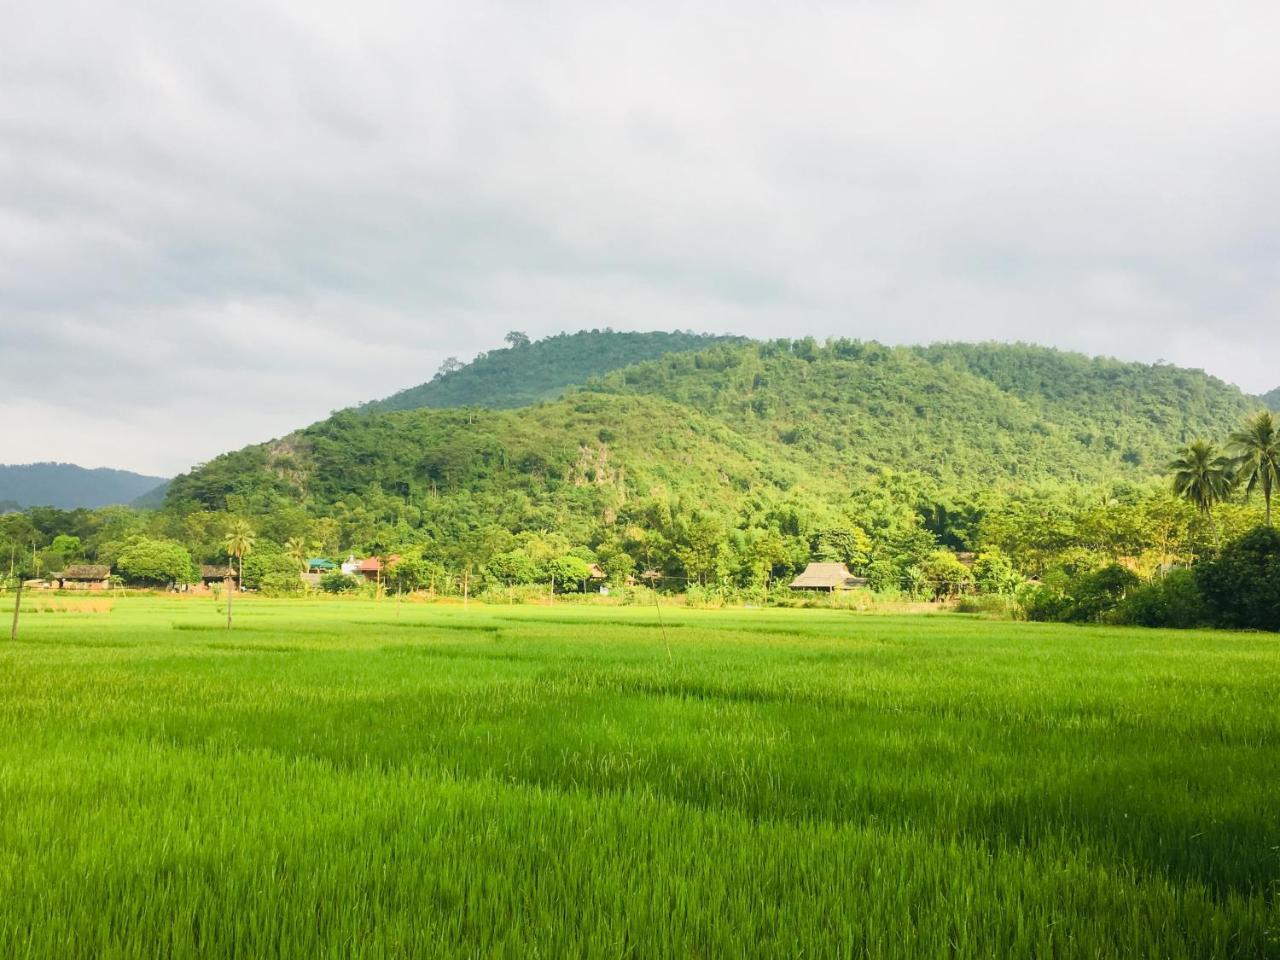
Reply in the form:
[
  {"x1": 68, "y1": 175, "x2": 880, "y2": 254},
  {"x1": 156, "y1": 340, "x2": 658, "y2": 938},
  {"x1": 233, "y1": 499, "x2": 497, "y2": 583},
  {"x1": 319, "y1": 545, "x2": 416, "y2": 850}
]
[
  {"x1": 1263, "y1": 386, "x2": 1280, "y2": 411},
  {"x1": 364, "y1": 329, "x2": 741, "y2": 413},
  {"x1": 7, "y1": 331, "x2": 1272, "y2": 602}
]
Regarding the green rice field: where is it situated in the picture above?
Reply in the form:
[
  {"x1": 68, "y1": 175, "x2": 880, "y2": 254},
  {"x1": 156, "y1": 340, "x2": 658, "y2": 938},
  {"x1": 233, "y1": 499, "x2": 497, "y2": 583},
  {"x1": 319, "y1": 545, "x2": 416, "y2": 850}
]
[{"x1": 0, "y1": 596, "x2": 1276, "y2": 958}]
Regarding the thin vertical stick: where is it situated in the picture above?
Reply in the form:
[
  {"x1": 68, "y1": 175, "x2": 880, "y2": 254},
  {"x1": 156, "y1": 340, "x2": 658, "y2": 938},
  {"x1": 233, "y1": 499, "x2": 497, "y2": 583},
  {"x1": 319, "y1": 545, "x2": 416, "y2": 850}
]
[{"x1": 10, "y1": 578, "x2": 22, "y2": 641}]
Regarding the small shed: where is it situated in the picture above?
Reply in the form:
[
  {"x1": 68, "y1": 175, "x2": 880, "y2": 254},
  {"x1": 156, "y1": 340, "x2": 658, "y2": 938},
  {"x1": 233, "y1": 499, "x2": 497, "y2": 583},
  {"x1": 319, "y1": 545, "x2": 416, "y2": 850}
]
[
  {"x1": 307, "y1": 558, "x2": 337, "y2": 573},
  {"x1": 58, "y1": 565, "x2": 112, "y2": 591},
  {"x1": 587, "y1": 563, "x2": 607, "y2": 580},
  {"x1": 789, "y1": 562, "x2": 868, "y2": 592},
  {"x1": 197, "y1": 565, "x2": 238, "y2": 592}
]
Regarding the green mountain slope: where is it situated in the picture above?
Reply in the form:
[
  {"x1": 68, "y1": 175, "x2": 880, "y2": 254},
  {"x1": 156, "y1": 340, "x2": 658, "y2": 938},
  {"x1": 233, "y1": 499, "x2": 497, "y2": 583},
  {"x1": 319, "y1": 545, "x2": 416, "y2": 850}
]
[
  {"x1": 166, "y1": 393, "x2": 830, "y2": 552},
  {"x1": 171, "y1": 335, "x2": 1263, "y2": 518},
  {"x1": 161, "y1": 333, "x2": 1268, "y2": 575},
  {"x1": 0, "y1": 463, "x2": 169, "y2": 510},
  {"x1": 590, "y1": 339, "x2": 1258, "y2": 483},
  {"x1": 1262, "y1": 387, "x2": 1280, "y2": 412},
  {"x1": 365, "y1": 330, "x2": 742, "y2": 413},
  {"x1": 914, "y1": 342, "x2": 1258, "y2": 460}
]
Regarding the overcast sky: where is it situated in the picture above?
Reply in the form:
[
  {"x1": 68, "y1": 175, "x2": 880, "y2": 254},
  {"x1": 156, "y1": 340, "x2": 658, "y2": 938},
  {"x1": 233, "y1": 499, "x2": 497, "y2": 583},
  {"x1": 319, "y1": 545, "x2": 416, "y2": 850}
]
[{"x1": 3, "y1": 1, "x2": 1278, "y2": 476}]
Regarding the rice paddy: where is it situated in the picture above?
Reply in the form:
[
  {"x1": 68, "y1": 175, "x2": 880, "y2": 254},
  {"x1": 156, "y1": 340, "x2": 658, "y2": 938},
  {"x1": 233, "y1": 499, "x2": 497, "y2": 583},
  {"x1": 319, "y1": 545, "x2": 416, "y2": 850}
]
[{"x1": 0, "y1": 596, "x2": 1276, "y2": 957}]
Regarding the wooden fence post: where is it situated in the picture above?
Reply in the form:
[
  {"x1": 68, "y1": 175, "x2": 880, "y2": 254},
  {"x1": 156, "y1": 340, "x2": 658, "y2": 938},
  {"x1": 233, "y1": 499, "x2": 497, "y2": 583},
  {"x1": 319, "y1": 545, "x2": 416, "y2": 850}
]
[{"x1": 10, "y1": 578, "x2": 22, "y2": 642}]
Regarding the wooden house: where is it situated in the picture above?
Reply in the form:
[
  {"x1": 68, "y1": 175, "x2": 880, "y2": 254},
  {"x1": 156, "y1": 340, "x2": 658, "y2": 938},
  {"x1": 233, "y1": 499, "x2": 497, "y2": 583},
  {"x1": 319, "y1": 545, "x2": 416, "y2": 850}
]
[
  {"x1": 197, "y1": 565, "x2": 238, "y2": 592},
  {"x1": 58, "y1": 565, "x2": 112, "y2": 591}
]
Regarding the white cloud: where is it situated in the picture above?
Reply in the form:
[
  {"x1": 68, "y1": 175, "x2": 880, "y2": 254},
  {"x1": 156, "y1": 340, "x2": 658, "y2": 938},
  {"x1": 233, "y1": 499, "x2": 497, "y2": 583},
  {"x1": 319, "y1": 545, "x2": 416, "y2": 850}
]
[{"x1": 1, "y1": 0, "x2": 1278, "y2": 474}]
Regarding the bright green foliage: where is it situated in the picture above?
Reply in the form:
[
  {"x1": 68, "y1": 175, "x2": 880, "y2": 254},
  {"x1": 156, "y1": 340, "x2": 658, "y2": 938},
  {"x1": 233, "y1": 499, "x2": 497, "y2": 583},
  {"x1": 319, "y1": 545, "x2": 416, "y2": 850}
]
[
  {"x1": 1169, "y1": 440, "x2": 1233, "y2": 515},
  {"x1": 365, "y1": 330, "x2": 740, "y2": 412},
  {"x1": 319, "y1": 571, "x2": 359, "y2": 594},
  {"x1": 546, "y1": 554, "x2": 593, "y2": 591},
  {"x1": 241, "y1": 551, "x2": 301, "y2": 590},
  {"x1": 1112, "y1": 569, "x2": 1208, "y2": 628},
  {"x1": 1228, "y1": 410, "x2": 1280, "y2": 525},
  {"x1": 114, "y1": 536, "x2": 194, "y2": 586},
  {"x1": 1196, "y1": 526, "x2": 1280, "y2": 630},
  {"x1": 484, "y1": 550, "x2": 541, "y2": 585},
  {"x1": 0, "y1": 599, "x2": 1274, "y2": 957}
]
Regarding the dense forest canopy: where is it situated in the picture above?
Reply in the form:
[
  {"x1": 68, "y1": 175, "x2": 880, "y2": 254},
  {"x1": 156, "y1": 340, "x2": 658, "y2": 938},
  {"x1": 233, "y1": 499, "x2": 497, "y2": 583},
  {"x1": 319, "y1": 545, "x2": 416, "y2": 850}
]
[
  {"x1": 363, "y1": 329, "x2": 742, "y2": 413},
  {"x1": 1263, "y1": 386, "x2": 1280, "y2": 412}
]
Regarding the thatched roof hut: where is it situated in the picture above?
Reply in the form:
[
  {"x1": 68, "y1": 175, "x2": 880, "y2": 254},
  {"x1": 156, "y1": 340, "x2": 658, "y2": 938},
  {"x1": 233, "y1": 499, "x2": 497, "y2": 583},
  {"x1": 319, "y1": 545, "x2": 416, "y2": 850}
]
[{"x1": 789, "y1": 562, "x2": 867, "y2": 592}]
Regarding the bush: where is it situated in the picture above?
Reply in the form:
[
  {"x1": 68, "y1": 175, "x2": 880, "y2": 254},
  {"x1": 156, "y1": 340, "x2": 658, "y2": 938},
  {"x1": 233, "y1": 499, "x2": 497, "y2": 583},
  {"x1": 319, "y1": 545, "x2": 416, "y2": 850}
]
[
  {"x1": 1017, "y1": 564, "x2": 1139, "y2": 623},
  {"x1": 240, "y1": 551, "x2": 301, "y2": 590},
  {"x1": 319, "y1": 571, "x2": 360, "y2": 594},
  {"x1": 1196, "y1": 526, "x2": 1280, "y2": 631},
  {"x1": 1066, "y1": 565, "x2": 1141, "y2": 623},
  {"x1": 259, "y1": 572, "x2": 304, "y2": 597},
  {"x1": 1111, "y1": 569, "x2": 1208, "y2": 628}
]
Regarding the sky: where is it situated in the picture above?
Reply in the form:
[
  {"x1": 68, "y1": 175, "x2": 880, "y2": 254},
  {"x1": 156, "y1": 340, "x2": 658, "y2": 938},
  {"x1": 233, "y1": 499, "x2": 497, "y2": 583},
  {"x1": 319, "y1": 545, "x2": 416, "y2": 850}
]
[{"x1": 3, "y1": 1, "x2": 1278, "y2": 476}]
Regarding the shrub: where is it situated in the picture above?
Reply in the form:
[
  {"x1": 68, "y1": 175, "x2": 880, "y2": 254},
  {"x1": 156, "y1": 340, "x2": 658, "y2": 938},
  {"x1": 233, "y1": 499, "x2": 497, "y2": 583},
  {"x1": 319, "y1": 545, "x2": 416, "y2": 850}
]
[
  {"x1": 259, "y1": 572, "x2": 304, "y2": 597},
  {"x1": 240, "y1": 551, "x2": 301, "y2": 590},
  {"x1": 1111, "y1": 569, "x2": 1208, "y2": 628},
  {"x1": 319, "y1": 571, "x2": 360, "y2": 594},
  {"x1": 1066, "y1": 565, "x2": 1141, "y2": 623},
  {"x1": 1196, "y1": 526, "x2": 1280, "y2": 631}
]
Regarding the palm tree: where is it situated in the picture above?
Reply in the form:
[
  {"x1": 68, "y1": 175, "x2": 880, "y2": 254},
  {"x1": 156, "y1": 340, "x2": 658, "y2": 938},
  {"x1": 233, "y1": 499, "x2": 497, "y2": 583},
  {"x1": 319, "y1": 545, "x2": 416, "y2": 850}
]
[
  {"x1": 223, "y1": 520, "x2": 256, "y2": 629},
  {"x1": 1169, "y1": 440, "x2": 1234, "y2": 548},
  {"x1": 1228, "y1": 411, "x2": 1280, "y2": 526},
  {"x1": 285, "y1": 536, "x2": 307, "y2": 573}
]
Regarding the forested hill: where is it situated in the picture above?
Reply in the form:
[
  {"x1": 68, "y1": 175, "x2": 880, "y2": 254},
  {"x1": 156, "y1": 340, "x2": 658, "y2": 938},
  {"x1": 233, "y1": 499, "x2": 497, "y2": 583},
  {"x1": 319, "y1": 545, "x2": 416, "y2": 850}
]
[
  {"x1": 167, "y1": 336, "x2": 1262, "y2": 530},
  {"x1": 364, "y1": 329, "x2": 741, "y2": 413},
  {"x1": 1263, "y1": 386, "x2": 1280, "y2": 411},
  {"x1": 0, "y1": 463, "x2": 168, "y2": 510},
  {"x1": 590, "y1": 339, "x2": 1258, "y2": 482}
]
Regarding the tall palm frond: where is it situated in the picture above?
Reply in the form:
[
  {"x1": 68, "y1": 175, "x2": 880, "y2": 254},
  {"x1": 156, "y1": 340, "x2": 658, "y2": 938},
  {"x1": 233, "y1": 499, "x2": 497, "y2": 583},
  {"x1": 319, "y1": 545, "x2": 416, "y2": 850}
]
[{"x1": 1228, "y1": 411, "x2": 1280, "y2": 526}]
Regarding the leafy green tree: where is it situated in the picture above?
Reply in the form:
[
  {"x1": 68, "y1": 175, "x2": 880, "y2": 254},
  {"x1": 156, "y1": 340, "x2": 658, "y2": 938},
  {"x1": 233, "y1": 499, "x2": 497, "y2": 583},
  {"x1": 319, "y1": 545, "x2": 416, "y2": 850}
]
[
  {"x1": 485, "y1": 550, "x2": 542, "y2": 585},
  {"x1": 241, "y1": 551, "x2": 300, "y2": 590},
  {"x1": 971, "y1": 548, "x2": 1020, "y2": 595},
  {"x1": 319, "y1": 570, "x2": 360, "y2": 594},
  {"x1": 1195, "y1": 526, "x2": 1280, "y2": 630},
  {"x1": 115, "y1": 538, "x2": 194, "y2": 587},
  {"x1": 503, "y1": 331, "x2": 531, "y2": 348},
  {"x1": 546, "y1": 555, "x2": 593, "y2": 592},
  {"x1": 1229, "y1": 411, "x2": 1280, "y2": 526}
]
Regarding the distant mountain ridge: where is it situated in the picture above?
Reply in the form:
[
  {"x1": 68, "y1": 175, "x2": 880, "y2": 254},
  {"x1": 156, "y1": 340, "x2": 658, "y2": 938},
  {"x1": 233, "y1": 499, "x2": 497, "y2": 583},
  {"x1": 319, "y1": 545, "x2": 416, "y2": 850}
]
[
  {"x1": 1263, "y1": 387, "x2": 1280, "y2": 412},
  {"x1": 0, "y1": 463, "x2": 169, "y2": 510}
]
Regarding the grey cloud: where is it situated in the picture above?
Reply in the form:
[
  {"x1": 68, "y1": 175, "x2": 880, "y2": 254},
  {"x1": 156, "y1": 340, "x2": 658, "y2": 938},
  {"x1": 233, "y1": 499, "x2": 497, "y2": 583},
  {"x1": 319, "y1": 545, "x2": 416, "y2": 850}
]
[{"x1": 1, "y1": 0, "x2": 1278, "y2": 475}]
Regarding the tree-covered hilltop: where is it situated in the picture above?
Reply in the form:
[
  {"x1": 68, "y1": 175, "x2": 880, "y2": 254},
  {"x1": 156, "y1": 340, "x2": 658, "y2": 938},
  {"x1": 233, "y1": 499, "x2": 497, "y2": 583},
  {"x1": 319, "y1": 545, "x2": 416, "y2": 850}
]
[
  {"x1": 1262, "y1": 386, "x2": 1280, "y2": 412},
  {"x1": 363, "y1": 329, "x2": 742, "y2": 413},
  {"x1": 913, "y1": 342, "x2": 1258, "y2": 461},
  {"x1": 590, "y1": 338, "x2": 1257, "y2": 483}
]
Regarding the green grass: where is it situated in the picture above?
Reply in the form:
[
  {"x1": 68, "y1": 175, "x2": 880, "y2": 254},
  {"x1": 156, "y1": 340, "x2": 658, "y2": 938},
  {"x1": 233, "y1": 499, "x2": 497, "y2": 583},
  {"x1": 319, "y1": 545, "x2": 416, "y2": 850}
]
[{"x1": 0, "y1": 597, "x2": 1276, "y2": 958}]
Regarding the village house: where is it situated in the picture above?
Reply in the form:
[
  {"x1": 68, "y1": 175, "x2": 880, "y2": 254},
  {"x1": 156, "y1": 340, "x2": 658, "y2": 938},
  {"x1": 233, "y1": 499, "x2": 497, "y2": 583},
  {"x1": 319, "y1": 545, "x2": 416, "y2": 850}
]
[
  {"x1": 57, "y1": 565, "x2": 112, "y2": 591},
  {"x1": 789, "y1": 562, "x2": 868, "y2": 592},
  {"x1": 194, "y1": 565, "x2": 238, "y2": 592}
]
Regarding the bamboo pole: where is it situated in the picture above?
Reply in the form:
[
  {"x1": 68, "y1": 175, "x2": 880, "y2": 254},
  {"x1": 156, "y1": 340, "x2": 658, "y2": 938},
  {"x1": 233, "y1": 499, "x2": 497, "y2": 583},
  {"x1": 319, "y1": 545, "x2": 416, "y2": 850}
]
[{"x1": 10, "y1": 578, "x2": 22, "y2": 641}]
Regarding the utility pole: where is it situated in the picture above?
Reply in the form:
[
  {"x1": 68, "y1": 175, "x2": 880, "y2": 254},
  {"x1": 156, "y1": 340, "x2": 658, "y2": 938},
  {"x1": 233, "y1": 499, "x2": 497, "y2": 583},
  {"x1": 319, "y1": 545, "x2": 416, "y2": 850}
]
[
  {"x1": 462, "y1": 565, "x2": 470, "y2": 610},
  {"x1": 10, "y1": 577, "x2": 22, "y2": 641}
]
